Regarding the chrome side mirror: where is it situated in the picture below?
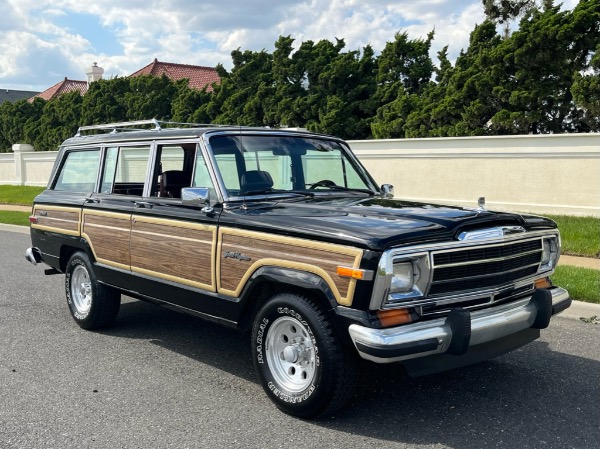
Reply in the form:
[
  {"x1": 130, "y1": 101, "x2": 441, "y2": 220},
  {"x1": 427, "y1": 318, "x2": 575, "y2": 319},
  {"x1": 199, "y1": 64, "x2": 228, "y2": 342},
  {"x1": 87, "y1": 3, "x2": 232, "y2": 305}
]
[
  {"x1": 181, "y1": 187, "x2": 213, "y2": 214},
  {"x1": 381, "y1": 184, "x2": 394, "y2": 199}
]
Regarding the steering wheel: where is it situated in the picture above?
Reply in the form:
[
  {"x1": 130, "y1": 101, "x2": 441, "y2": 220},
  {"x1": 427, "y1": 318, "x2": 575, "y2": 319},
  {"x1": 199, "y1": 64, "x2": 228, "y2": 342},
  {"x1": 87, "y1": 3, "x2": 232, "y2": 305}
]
[{"x1": 308, "y1": 179, "x2": 337, "y2": 189}]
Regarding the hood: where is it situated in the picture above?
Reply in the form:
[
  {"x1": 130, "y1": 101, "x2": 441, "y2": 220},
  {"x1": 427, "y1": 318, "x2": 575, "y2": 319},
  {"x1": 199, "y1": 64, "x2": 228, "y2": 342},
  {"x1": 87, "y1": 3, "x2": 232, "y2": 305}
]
[{"x1": 225, "y1": 196, "x2": 556, "y2": 251}]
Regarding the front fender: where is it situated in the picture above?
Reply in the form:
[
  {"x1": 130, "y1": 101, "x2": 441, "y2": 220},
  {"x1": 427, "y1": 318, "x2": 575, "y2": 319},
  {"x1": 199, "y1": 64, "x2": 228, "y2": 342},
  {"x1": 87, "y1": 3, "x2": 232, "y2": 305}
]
[{"x1": 241, "y1": 266, "x2": 339, "y2": 310}]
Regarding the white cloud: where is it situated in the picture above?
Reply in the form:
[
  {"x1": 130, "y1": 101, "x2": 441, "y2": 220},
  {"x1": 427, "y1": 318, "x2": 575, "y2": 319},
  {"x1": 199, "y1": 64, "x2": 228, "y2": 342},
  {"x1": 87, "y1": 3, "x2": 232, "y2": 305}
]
[{"x1": 0, "y1": 0, "x2": 584, "y2": 91}]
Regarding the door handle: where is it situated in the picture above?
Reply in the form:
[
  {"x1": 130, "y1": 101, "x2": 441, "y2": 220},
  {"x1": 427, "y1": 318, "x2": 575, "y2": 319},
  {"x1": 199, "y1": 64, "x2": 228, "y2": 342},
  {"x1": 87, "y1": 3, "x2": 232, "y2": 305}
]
[
  {"x1": 84, "y1": 198, "x2": 100, "y2": 204},
  {"x1": 134, "y1": 201, "x2": 154, "y2": 209}
]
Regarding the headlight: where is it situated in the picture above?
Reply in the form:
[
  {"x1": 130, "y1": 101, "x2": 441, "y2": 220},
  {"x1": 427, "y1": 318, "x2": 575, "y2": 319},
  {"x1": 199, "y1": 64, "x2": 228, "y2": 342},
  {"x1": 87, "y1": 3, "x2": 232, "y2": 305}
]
[
  {"x1": 391, "y1": 262, "x2": 414, "y2": 292},
  {"x1": 371, "y1": 252, "x2": 431, "y2": 309},
  {"x1": 539, "y1": 235, "x2": 560, "y2": 272}
]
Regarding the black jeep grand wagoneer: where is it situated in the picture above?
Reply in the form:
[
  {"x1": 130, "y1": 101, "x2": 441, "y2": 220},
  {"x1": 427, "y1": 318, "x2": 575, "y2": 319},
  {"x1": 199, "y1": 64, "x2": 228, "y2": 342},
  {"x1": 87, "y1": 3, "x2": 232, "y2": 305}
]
[{"x1": 26, "y1": 120, "x2": 571, "y2": 417}]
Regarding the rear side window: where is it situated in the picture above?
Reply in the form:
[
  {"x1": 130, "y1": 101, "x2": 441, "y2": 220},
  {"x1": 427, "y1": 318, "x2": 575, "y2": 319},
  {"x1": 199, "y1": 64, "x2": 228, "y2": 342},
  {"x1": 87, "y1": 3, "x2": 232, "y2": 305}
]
[
  {"x1": 53, "y1": 150, "x2": 100, "y2": 192},
  {"x1": 100, "y1": 146, "x2": 151, "y2": 196}
]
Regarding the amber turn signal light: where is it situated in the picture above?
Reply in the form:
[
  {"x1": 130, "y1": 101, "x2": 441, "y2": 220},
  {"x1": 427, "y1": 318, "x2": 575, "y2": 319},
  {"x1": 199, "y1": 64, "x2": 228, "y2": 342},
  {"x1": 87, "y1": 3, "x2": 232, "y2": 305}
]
[
  {"x1": 535, "y1": 277, "x2": 553, "y2": 289},
  {"x1": 377, "y1": 308, "x2": 413, "y2": 327},
  {"x1": 336, "y1": 266, "x2": 373, "y2": 280}
]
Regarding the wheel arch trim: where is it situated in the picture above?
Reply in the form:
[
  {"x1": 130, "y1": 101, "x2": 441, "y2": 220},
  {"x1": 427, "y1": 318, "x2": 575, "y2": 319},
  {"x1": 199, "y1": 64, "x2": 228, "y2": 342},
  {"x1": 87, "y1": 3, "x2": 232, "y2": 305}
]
[{"x1": 222, "y1": 260, "x2": 353, "y2": 306}]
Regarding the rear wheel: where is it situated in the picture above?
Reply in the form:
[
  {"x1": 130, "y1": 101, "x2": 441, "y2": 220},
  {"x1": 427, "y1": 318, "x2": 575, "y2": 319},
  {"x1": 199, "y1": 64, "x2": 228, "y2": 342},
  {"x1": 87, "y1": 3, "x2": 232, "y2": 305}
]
[
  {"x1": 65, "y1": 252, "x2": 120, "y2": 330},
  {"x1": 251, "y1": 291, "x2": 357, "y2": 418}
]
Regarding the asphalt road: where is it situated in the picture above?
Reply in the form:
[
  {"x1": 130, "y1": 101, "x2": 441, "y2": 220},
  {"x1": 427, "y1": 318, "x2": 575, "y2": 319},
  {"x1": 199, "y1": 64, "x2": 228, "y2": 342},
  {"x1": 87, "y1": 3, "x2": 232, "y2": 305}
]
[{"x1": 1, "y1": 230, "x2": 599, "y2": 449}]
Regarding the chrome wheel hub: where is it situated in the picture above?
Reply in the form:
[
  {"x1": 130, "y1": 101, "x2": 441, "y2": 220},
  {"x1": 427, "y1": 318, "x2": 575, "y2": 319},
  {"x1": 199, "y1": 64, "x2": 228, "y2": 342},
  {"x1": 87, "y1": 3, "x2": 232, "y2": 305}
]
[
  {"x1": 266, "y1": 316, "x2": 316, "y2": 392},
  {"x1": 71, "y1": 265, "x2": 92, "y2": 315}
]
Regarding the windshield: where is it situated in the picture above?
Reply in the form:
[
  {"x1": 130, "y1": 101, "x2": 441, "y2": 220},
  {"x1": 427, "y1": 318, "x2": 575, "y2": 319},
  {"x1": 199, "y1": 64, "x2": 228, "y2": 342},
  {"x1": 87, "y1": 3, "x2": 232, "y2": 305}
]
[{"x1": 206, "y1": 134, "x2": 376, "y2": 197}]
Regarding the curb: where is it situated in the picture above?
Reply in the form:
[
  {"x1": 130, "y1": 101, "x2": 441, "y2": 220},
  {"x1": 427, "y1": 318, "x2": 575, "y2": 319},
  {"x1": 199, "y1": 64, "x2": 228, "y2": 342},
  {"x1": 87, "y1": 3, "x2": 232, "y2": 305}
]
[
  {"x1": 558, "y1": 300, "x2": 600, "y2": 321},
  {"x1": 0, "y1": 223, "x2": 29, "y2": 234},
  {"x1": 559, "y1": 255, "x2": 600, "y2": 270},
  {"x1": 0, "y1": 204, "x2": 31, "y2": 212}
]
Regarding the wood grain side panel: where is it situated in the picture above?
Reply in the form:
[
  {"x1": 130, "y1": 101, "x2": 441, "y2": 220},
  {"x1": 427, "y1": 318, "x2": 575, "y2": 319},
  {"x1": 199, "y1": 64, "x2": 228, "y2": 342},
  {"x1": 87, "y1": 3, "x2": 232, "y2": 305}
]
[
  {"x1": 130, "y1": 219, "x2": 215, "y2": 290},
  {"x1": 32, "y1": 207, "x2": 80, "y2": 235},
  {"x1": 82, "y1": 213, "x2": 131, "y2": 268},
  {"x1": 218, "y1": 230, "x2": 362, "y2": 305}
]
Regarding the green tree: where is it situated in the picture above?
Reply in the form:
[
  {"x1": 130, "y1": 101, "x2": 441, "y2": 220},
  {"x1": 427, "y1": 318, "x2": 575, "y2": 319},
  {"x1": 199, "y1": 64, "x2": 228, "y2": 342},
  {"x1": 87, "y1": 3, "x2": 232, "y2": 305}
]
[
  {"x1": 171, "y1": 79, "x2": 212, "y2": 123},
  {"x1": 204, "y1": 50, "x2": 275, "y2": 126},
  {"x1": 370, "y1": 31, "x2": 436, "y2": 138},
  {"x1": 124, "y1": 74, "x2": 178, "y2": 121},
  {"x1": 482, "y1": 0, "x2": 554, "y2": 37},
  {"x1": 0, "y1": 98, "x2": 45, "y2": 152},
  {"x1": 305, "y1": 42, "x2": 377, "y2": 138},
  {"x1": 488, "y1": 0, "x2": 600, "y2": 134},
  {"x1": 80, "y1": 77, "x2": 130, "y2": 125},
  {"x1": 572, "y1": 46, "x2": 600, "y2": 131},
  {"x1": 33, "y1": 91, "x2": 83, "y2": 151}
]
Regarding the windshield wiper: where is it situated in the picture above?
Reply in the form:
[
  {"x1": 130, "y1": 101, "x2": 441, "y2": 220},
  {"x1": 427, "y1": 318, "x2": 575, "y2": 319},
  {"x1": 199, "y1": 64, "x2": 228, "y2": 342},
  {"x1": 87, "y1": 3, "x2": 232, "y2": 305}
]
[
  {"x1": 325, "y1": 186, "x2": 375, "y2": 195},
  {"x1": 240, "y1": 188, "x2": 314, "y2": 198}
]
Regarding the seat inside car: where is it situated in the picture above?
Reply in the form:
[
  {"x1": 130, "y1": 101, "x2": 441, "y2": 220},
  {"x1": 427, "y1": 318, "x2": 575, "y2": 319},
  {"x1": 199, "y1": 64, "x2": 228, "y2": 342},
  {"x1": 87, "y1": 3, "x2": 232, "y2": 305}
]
[
  {"x1": 240, "y1": 170, "x2": 274, "y2": 193},
  {"x1": 160, "y1": 170, "x2": 192, "y2": 198}
]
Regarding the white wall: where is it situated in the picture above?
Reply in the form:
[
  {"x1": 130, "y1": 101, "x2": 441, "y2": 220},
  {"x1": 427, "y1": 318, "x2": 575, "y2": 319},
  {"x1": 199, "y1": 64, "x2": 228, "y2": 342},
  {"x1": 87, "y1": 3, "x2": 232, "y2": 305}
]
[
  {"x1": 1, "y1": 134, "x2": 599, "y2": 217},
  {"x1": 350, "y1": 133, "x2": 600, "y2": 217},
  {"x1": 0, "y1": 146, "x2": 57, "y2": 187}
]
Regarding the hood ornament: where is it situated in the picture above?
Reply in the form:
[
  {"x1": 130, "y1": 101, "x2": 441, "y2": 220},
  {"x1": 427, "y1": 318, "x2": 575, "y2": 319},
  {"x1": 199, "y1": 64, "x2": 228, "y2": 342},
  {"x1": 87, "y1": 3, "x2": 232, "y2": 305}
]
[{"x1": 477, "y1": 196, "x2": 486, "y2": 211}]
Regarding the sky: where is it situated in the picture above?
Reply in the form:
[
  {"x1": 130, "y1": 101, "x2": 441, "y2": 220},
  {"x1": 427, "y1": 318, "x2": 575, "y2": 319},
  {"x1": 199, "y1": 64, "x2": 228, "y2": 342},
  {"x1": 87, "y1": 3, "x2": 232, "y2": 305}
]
[{"x1": 0, "y1": 0, "x2": 579, "y2": 92}]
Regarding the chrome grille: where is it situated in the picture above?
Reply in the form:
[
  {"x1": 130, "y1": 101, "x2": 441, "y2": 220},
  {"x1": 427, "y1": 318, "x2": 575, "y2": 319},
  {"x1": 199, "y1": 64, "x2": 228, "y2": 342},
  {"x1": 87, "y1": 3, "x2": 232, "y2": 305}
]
[{"x1": 429, "y1": 239, "x2": 543, "y2": 297}]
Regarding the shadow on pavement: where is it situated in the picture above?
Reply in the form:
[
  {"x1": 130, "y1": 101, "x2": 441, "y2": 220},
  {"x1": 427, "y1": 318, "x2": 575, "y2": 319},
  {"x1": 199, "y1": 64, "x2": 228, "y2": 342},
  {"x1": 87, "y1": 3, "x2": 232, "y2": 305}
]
[{"x1": 105, "y1": 297, "x2": 599, "y2": 449}]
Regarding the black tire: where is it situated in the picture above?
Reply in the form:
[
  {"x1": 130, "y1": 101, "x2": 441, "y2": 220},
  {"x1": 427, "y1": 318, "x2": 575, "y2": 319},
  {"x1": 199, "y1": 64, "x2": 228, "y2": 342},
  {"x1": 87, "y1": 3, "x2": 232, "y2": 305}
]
[
  {"x1": 251, "y1": 291, "x2": 357, "y2": 418},
  {"x1": 65, "y1": 252, "x2": 120, "y2": 330}
]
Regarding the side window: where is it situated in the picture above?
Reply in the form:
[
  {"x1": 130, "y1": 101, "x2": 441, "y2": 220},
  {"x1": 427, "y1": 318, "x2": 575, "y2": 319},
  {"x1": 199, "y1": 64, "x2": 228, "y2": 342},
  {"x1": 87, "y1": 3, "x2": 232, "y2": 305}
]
[
  {"x1": 152, "y1": 144, "x2": 194, "y2": 198},
  {"x1": 100, "y1": 147, "x2": 118, "y2": 193},
  {"x1": 54, "y1": 149, "x2": 100, "y2": 192},
  {"x1": 101, "y1": 146, "x2": 151, "y2": 195}
]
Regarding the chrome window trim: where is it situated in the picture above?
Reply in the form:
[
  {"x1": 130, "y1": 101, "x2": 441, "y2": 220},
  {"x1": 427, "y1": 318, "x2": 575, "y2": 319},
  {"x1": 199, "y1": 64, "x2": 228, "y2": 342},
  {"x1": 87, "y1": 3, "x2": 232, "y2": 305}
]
[{"x1": 370, "y1": 230, "x2": 560, "y2": 311}]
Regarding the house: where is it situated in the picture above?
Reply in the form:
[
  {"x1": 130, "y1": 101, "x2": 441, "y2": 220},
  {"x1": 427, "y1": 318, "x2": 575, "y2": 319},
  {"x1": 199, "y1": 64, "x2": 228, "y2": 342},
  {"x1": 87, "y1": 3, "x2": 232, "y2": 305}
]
[
  {"x1": 129, "y1": 59, "x2": 220, "y2": 91},
  {"x1": 32, "y1": 60, "x2": 220, "y2": 101},
  {"x1": 31, "y1": 78, "x2": 88, "y2": 101},
  {"x1": 1, "y1": 89, "x2": 40, "y2": 104}
]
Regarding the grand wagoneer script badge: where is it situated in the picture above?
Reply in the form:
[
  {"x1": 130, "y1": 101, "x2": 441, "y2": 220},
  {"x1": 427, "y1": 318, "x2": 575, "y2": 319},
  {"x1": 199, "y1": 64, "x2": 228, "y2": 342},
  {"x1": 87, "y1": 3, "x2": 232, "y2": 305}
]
[{"x1": 223, "y1": 251, "x2": 251, "y2": 261}]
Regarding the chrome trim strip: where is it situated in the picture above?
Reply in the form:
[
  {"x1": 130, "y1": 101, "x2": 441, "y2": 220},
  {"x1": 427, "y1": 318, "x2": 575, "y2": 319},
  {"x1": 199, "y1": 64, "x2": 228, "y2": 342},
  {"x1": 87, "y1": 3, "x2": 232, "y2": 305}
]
[
  {"x1": 351, "y1": 287, "x2": 570, "y2": 363},
  {"x1": 386, "y1": 271, "x2": 548, "y2": 309},
  {"x1": 393, "y1": 231, "x2": 557, "y2": 256},
  {"x1": 457, "y1": 225, "x2": 526, "y2": 241}
]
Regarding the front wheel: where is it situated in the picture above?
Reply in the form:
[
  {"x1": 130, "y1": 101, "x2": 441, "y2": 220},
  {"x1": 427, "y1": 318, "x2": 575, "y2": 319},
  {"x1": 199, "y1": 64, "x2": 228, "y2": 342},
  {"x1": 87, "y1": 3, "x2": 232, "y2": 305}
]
[
  {"x1": 251, "y1": 292, "x2": 357, "y2": 418},
  {"x1": 65, "y1": 252, "x2": 120, "y2": 330}
]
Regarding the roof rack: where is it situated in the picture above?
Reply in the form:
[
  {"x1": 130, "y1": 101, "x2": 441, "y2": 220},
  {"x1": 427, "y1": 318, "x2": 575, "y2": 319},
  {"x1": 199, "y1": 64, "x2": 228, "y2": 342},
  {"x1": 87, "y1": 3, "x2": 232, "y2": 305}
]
[{"x1": 74, "y1": 119, "x2": 234, "y2": 137}]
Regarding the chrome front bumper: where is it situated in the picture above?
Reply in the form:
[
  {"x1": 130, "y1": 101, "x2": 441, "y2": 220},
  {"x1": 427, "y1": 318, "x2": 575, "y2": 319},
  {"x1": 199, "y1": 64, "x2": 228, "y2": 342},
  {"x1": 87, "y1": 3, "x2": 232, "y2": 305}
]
[{"x1": 348, "y1": 287, "x2": 571, "y2": 364}]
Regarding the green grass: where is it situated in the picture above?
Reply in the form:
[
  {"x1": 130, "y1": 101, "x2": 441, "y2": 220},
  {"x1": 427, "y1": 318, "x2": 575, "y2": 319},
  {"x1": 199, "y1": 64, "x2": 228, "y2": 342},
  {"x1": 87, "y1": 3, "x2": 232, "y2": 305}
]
[
  {"x1": 551, "y1": 265, "x2": 600, "y2": 304},
  {"x1": 0, "y1": 210, "x2": 30, "y2": 226},
  {"x1": 545, "y1": 214, "x2": 600, "y2": 258},
  {"x1": 0, "y1": 185, "x2": 45, "y2": 205}
]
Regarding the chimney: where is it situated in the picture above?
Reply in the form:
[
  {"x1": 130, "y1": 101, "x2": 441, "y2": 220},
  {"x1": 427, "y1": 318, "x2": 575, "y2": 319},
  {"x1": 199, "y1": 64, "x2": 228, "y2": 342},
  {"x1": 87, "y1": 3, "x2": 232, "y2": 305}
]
[{"x1": 86, "y1": 62, "x2": 104, "y2": 84}]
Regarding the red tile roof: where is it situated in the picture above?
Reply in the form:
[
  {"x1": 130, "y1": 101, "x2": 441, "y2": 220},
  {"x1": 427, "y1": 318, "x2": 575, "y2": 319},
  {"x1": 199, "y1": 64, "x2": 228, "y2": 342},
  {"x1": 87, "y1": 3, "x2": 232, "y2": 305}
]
[
  {"x1": 130, "y1": 59, "x2": 220, "y2": 91},
  {"x1": 32, "y1": 78, "x2": 89, "y2": 101},
  {"x1": 31, "y1": 59, "x2": 221, "y2": 102}
]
